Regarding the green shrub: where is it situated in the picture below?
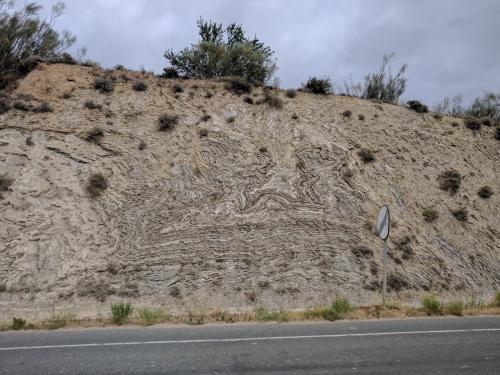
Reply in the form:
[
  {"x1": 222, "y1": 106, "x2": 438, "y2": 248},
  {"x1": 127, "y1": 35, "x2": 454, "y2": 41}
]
[
  {"x1": 285, "y1": 89, "x2": 296, "y2": 98},
  {"x1": 138, "y1": 307, "x2": 163, "y2": 326},
  {"x1": 422, "y1": 295, "x2": 441, "y2": 315},
  {"x1": 303, "y1": 77, "x2": 331, "y2": 95},
  {"x1": 111, "y1": 302, "x2": 132, "y2": 325},
  {"x1": 12, "y1": 317, "x2": 27, "y2": 330},
  {"x1": 361, "y1": 54, "x2": 407, "y2": 104},
  {"x1": 323, "y1": 298, "x2": 352, "y2": 321},
  {"x1": 35, "y1": 101, "x2": 53, "y2": 113},
  {"x1": 452, "y1": 207, "x2": 468, "y2": 222},
  {"x1": 0, "y1": 174, "x2": 14, "y2": 192},
  {"x1": 438, "y1": 170, "x2": 461, "y2": 195},
  {"x1": 164, "y1": 18, "x2": 275, "y2": 83},
  {"x1": 464, "y1": 117, "x2": 481, "y2": 131},
  {"x1": 478, "y1": 186, "x2": 493, "y2": 199},
  {"x1": 13, "y1": 100, "x2": 29, "y2": 111},
  {"x1": 445, "y1": 301, "x2": 464, "y2": 316},
  {"x1": 86, "y1": 173, "x2": 108, "y2": 198},
  {"x1": 495, "y1": 291, "x2": 500, "y2": 307},
  {"x1": 422, "y1": 208, "x2": 439, "y2": 222},
  {"x1": 0, "y1": 2, "x2": 75, "y2": 89},
  {"x1": 357, "y1": 148, "x2": 375, "y2": 163},
  {"x1": 407, "y1": 100, "x2": 428, "y2": 113},
  {"x1": 85, "y1": 127, "x2": 104, "y2": 143},
  {"x1": 172, "y1": 84, "x2": 184, "y2": 93},
  {"x1": 161, "y1": 67, "x2": 179, "y2": 78},
  {"x1": 92, "y1": 76, "x2": 114, "y2": 93},
  {"x1": 158, "y1": 113, "x2": 178, "y2": 131},
  {"x1": 223, "y1": 76, "x2": 252, "y2": 95},
  {"x1": 132, "y1": 80, "x2": 148, "y2": 91}
]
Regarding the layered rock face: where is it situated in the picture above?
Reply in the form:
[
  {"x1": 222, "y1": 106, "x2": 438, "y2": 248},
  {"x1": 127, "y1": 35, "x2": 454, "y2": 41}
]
[{"x1": 0, "y1": 64, "x2": 498, "y2": 317}]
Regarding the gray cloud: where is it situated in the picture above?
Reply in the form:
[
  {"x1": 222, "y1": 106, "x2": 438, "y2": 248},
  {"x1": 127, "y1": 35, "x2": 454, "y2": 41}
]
[{"x1": 35, "y1": 0, "x2": 500, "y2": 105}]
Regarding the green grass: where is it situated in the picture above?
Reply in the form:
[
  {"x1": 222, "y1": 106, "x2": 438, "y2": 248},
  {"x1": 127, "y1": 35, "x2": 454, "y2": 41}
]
[
  {"x1": 495, "y1": 291, "x2": 500, "y2": 307},
  {"x1": 422, "y1": 295, "x2": 442, "y2": 315},
  {"x1": 445, "y1": 301, "x2": 464, "y2": 316},
  {"x1": 111, "y1": 302, "x2": 133, "y2": 325},
  {"x1": 12, "y1": 317, "x2": 27, "y2": 330},
  {"x1": 138, "y1": 307, "x2": 164, "y2": 326},
  {"x1": 323, "y1": 298, "x2": 352, "y2": 321},
  {"x1": 255, "y1": 307, "x2": 289, "y2": 322},
  {"x1": 46, "y1": 312, "x2": 74, "y2": 330}
]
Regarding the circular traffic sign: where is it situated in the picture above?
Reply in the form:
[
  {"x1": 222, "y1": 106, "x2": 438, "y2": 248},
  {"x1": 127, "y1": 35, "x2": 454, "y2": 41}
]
[{"x1": 377, "y1": 205, "x2": 390, "y2": 240}]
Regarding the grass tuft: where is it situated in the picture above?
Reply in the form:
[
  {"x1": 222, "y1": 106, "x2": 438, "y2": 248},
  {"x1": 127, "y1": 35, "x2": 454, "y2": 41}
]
[
  {"x1": 111, "y1": 302, "x2": 132, "y2": 325},
  {"x1": 422, "y1": 295, "x2": 441, "y2": 315},
  {"x1": 322, "y1": 298, "x2": 352, "y2": 321}
]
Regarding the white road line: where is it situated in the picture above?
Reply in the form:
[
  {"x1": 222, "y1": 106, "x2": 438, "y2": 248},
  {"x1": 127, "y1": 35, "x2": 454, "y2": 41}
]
[{"x1": 0, "y1": 328, "x2": 498, "y2": 351}]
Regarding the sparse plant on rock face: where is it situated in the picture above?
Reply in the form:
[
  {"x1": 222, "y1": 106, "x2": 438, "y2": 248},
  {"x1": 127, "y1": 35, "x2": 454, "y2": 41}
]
[
  {"x1": 464, "y1": 117, "x2": 481, "y2": 131},
  {"x1": 342, "y1": 110, "x2": 352, "y2": 118},
  {"x1": 0, "y1": 174, "x2": 14, "y2": 192},
  {"x1": 86, "y1": 173, "x2": 108, "y2": 198},
  {"x1": 132, "y1": 80, "x2": 148, "y2": 91},
  {"x1": 224, "y1": 76, "x2": 252, "y2": 95},
  {"x1": 0, "y1": 97, "x2": 11, "y2": 113},
  {"x1": 323, "y1": 298, "x2": 352, "y2": 321},
  {"x1": 422, "y1": 208, "x2": 439, "y2": 222},
  {"x1": 13, "y1": 100, "x2": 29, "y2": 111},
  {"x1": 262, "y1": 89, "x2": 283, "y2": 109},
  {"x1": 92, "y1": 76, "x2": 114, "y2": 93},
  {"x1": 361, "y1": 54, "x2": 407, "y2": 104},
  {"x1": 85, "y1": 127, "x2": 104, "y2": 143},
  {"x1": 172, "y1": 83, "x2": 184, "y2": 93},
  {"x1": 158, "y1": 113, "x2": 178, "y2": 131},
  {"x1": 478, "y1": 186, "x2": 493, "y2": 199},
  {"x1": 11, "y1": 317, "x2": 27, "y2": 330},
  {"x1": 452, "y1": 207, "x2": 468, "y2": 222},
  {"x1": 84, "y1": 99, "x2": 101, "y2": 110},
  {"x1": 438, "y1": 170, "x2": 461, "y2": 195},
  {"x1": 35, "y1": 101, "x2": 53, "y2": 113},
  {"x1": 357, "y1": 148, "x2": 375, "y2": 163}
]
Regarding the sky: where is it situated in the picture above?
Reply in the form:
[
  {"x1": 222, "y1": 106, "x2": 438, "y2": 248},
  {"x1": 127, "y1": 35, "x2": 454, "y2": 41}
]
[{"x1": 31, "y1": 0, "x2": 500, "y2": 106}]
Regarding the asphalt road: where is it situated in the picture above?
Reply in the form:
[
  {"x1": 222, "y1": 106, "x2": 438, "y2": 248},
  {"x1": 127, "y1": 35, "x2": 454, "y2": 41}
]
[{"x1": 0, "y1": 316, "x2": 498, "y2": 374}]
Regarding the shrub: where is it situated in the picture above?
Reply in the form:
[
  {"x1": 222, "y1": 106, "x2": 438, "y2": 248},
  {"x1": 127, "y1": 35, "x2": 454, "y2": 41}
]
[
  {"x1": 86, "y1": 127, "x2": 104, "y2": 143},
  {"x1": 438, "y1": 170, "x2": 461, "y2": 195},
  {"x1": 0, "y1": 2, "x2": 76, "y2": 89},
  {"x1": 164, "y1": 18, "x2": 276, "y2": 83},
  {"x1": 480, "y1": 117, "x2": 493, "y2": 126},
  {"x1": 0, "y1": 97, "x2": 11, "y2": 114},
  {"x1": 132, "y1": 80, "x2": 148, "y2": 91},
  {"x1": 452, "y1": 207, "x2": 468, "y2": 222},
  {"x1": 466, "y1": 92, "x2": 500, "y2": 121},
  {"x1": 433, "y1": 95, "x2": 465, "y2": 117},
  {"x1": 395, "y1": 235, "x2": 413, "y2": 260},
  {"x1": 464, "y1": 117, "x2": 481, "y2": 131},
  {"x1": 13, "y1": 100, "x2": 29, "y2": 111},
  {"x1": 357, "y1": 148, "x2": 375, "y2": 163},
  {"x1": 285, "y1": 89, "x2": 296, "y2": 98},
  {"x1": 422, "y1": 295, "x2": 441, "y2": 315},
  {"x1": 114, "y1": 64, "x2": 125, "y2": 70},
  {"x1": 201, "y1": 114, "x2": 211, "y2": 122},
  {"x1": 158, "y1": 113, "x2": 178, "y2": 131},
  {"x1": 292, "y1": 113, "x2": 299, "y2": 120},
  {"x1": 361, "y1": 54, "x2": 407, "y2": 104},
  {"x1": 495, "y1": 291, "x2": 500, "y2": 307},
  {"x1": 205, "y1": 91, "x2": 213, "y2": 98},
  {"x1": 445, "y1": 301, "x2": 464, "y2": 316},
  {"x1": 111, "y1": 302, "x2": 132, "y2": 325},
  {"x1": 255, "y1": 307, "x2": 289, "y2": 322},
  {"x1": 351, "y1": 246, "x2": 373, "y2": 258},
  {"x1": 86, "y1": 173, "x2": 108, "y2": 197},
  {"x1": 358, "y1": 114, "x2": 365, "y2": 121},
  {"x1": 0, "y1": 174, "x2": 14, "y2": 191},
  {"x1": 172, "y1": 84, "x2": 184, "y2": 93},
  {"x1": 84, "y1": 100, "x2": 102, "y2": 110},
  {"x1": 495, "y1": 128, "x2": 500, "y2": 140},
  {"x1": 243, "y1": 96, "x2": 254, "y2": 104},
  {"x1": 303, "y1": 77, "x2": 331, "y2": 95},
  {"x1": 478, "y1": 186, "x2": 493, "y2": 199},
  {"x1": 422, "y1": 208, "x2": 439, "y2": 222},
  {"x1": 161, "y1": 67, "x2": 179, "y2": 78},
  {"x1": 407, "y1": 100, "x2": 428, "y2": 113},
  {"x1": 25, "y1": 136, "x2": 33, "y2": 146},
  {"x1": 35, "y1": 101, "x2": 53, "y2": 113},
  {"x1": 138, "y1": 141, "x2": 146, "y2": 150},
  {"x1": 11, "y1": 317, "x2": 27, "y2": 330},
  {"x1": 262, "y1": 89, "x2": 283, "y2": 109},
  {"x1": 92, "y1": 76, "x2": 114, "y2": 93},
  {"x1": 138, "y1": 307, "x2": 163, "y2": 326},
  {"x1": 323, "y1": 298, "x2": 351, "y2": 321},
  {"x1": 199, "y1": 129, "x2": 208, "y2": 137},
  {"x1": 223, "y1": 76, "x2": 252, "y2": 95},
  {"x1": 341, "y1": 110, "x2": 352, "y2": 118}
]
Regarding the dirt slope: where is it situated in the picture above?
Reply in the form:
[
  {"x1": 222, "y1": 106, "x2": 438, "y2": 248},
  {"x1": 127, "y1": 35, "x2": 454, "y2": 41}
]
[{"x1": 0, "y1": 63, "x2": 498, "y2": 318}]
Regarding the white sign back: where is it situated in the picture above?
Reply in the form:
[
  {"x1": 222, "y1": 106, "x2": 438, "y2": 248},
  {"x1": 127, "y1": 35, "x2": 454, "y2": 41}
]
[{"x1": 377, "y1": 205, "x2": 390, "y2": 240}]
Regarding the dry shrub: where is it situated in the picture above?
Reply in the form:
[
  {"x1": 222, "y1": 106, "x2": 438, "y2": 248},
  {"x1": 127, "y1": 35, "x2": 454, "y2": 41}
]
[
  {"x1": 158, "y1": 113, "x2": 178, "y2": 131},
  {"x1": 132, "y1": 80, "x2": 148, "y2": 91},
  {"x1": 357, "y1": 148, "x2": 375, "y2": 163},
  {"x1": 407, "y1": 100, "x2": 428, "y2": 113},
  {"x1": 438, "y1": 170, "x2": 461, "y2": 195},
  {"x1": 86, "y1": 173, "x2": 108, "y2": 197},
  {"x1": 85, "y1": 127, "x2": 104, "y2": 143}
]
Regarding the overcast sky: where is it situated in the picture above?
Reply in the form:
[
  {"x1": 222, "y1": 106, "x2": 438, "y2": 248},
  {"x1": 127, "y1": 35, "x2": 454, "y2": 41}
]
[{"x1": 33, "y1": 0, "x2": 500, "y2": 106}]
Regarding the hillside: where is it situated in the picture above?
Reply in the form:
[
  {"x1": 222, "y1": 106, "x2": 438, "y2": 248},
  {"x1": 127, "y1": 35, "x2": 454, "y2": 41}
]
[{"x1": 0, "y1": 63, "x2": 499, "y2": 319}]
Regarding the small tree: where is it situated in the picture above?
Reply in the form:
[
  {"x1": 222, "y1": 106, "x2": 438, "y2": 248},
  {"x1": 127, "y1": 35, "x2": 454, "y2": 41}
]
[
  {"x1": 0, "y1": 1, "x2": 76, "y2": 89},
  {"x1": 466, "y1": 92, "x2": 500, "y2": 121},
  {"x1": 164, "y1": 18, "x2": 276, "y2": 83},
  {"x1": 433, "y1": 95, "x2": 465, "y2": 117}
]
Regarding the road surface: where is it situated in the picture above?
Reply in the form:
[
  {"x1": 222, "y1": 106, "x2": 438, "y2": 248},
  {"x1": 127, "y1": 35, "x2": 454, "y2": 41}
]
[{"x1": 0, "y1": 316, "x2": 498, "y2": 374}]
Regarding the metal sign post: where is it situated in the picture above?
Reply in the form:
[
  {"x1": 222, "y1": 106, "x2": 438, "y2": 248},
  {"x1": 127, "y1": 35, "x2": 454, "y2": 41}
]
[{"x1": 377, "y1": 205, "x2": 390, "y2": 306}]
